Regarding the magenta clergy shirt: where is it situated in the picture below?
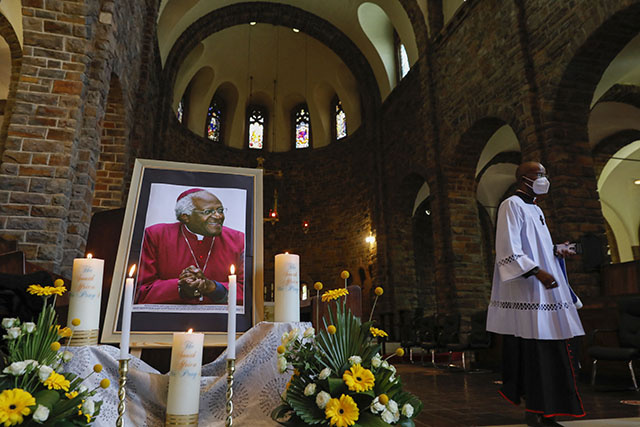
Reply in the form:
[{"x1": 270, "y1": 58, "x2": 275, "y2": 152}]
[{"x1": 136, "y1": 222, "x2": 245, "y2": 304}]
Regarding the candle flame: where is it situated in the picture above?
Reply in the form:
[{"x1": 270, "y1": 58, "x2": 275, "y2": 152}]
[
  {"x1": 87, "y1": 253, "x2": 93, "y2": 259},
  {"x1": 128, "y1": 264, "x2": 137, "y2": 277},
  {"x1": 230, "y1": 264, "x2": 235, "y2": 275},
  {"x1": 285, "y1": 251, "x2": 289, "y2": 254},
  {"x1": 187, "y1": 328, "x2": 193, "y2": 334}
]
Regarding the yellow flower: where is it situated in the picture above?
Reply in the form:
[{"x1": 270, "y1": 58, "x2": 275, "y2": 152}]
[
  {"x1": 370, "y1": 327, "x2": 388, "y2": 338},
  {"x1": 340, "y1": 270, "x2": 350, "y2": 280},
  {"x1": 321, "y1": 288, "x2": 349, "y2": 302},
  {"x1": 44, "y1": 371, "x2": 70, "y2": 391},
  {"x1": 50, "y1": 341, "x2": 61, "y2": 351},
  {"x1": 84, "y1": 413, "x2": 91, "y2": 423},
  {"x1": 325, "y1": 394, "x2": 359, "y2": 427},
  {"x1": 100, "y1": 379, "x2": 110, "y2": 389},
  {"x1": 57, "y1": 327, "x2": 72, "y2": 338},
  {"x1": 27, "y1": 284, "x2": 66, "y2": 296},
  {"x1": 93, "y1": 364, "x2": 103, "y2": 373},
  {"x1": 27, "y1": 284, "x2": 46, "y2": 296},
  {"x1": 276, "y1": 345, "x2": 285, "y2": 354},
  {"x1": 378, "y1": 393, "x2": 389, "y2": 405},
  {"x1": 342, "y1": 364, "x2": 375, "y2": 392},
  {"x1": 71, "y1": 318, "x2": 81, "y2": 327},
  {"x1": 374, "y1": 287, "x2": 384, "y2": 296},
  {"x1": 65, "y1": 391, "x2": 79, "y2": 399},
  {"x1": 0, "y1": 388, "x2": 35, "y2": 426},
  {"x1": 54, "y1": 278, "x2": 65, "y2": 287},
  {"x1": 395, "y1": 348, "x2": 405, "y2": 357},
  {"x1": 314, "y1": 281, "x2": 323, "y2": 291},
  {"x1": 327, "y1": 325, "x2": 337, "y2": 335}
]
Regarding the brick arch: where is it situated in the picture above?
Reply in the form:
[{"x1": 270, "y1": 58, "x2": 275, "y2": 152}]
[
  {"x1": 0, "y1": 12, "x2": 22, "y2": 157},
  {"x1": 596, "y1": 83, "x2": 640, "y2": 109},
  {"x1": 158, "y1": 2, "x2": 381, "y2": 153},
  {"x1": 592, "y1": 129, "x2": 640, "y2": 180},
  {"x1": 397, "y1": 0, "x2": 428, "y2": 55}
]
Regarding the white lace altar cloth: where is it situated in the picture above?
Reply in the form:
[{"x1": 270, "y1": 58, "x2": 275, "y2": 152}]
[{"x1": 65, "y1": 321, "x2": 309, "y2": 426}]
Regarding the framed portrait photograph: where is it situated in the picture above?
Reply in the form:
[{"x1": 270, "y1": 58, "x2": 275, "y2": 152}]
[{"x1": 102, "y1": 159, "x2": 264, "y2": 347}]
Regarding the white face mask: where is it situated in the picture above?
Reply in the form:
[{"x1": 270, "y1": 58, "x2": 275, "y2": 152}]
[{"x1": 524, "y1": 176, "x2": 550, "y2": 195}]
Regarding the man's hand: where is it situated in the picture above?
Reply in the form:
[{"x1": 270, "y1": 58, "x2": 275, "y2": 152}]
[
  {"x1": 178, "y1": 266, "x2": 206, "y2": 299},
  {"x1": 535, "y1": 268, "x2": 558, "y2": 289},
  {"x1": 555, "y1": 241, "x2": 577, "y2": 258}
]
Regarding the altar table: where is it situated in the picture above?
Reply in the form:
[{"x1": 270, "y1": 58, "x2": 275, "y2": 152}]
[{"x1": 66, "y1": 321, "x2": 309, "y2": 426}]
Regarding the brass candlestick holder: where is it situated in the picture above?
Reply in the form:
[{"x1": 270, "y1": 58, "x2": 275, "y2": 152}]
[
  {"x1": 225, "y1": 359, "x2": 235, "y2": 427},
  {"x1": 116, "y1": 358, "x2": 129, "y2": 427}
]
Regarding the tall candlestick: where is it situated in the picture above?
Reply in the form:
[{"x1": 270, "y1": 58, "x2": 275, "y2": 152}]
[
  {"x1": 274, "y1": 253, "x2": 300, "y2": 322},
  {"x1": 119, "y1": 265, "x2": 135, "y2": 360},
  {"x1": 227, "y1": 265, "x2": 237, "y2": 359},
  {"x1": 166, "y1": 329, "x2": 203, "y2": 420},
  {"x1": 67, "y1": 253, "x2": 104, "y2": 345}
]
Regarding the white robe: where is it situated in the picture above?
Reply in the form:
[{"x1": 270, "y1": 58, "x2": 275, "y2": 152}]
[{"x1": 486, "y1": 195, "x2": 584, "y2": 340}]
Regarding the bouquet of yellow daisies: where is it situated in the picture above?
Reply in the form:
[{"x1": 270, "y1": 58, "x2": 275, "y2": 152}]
[
  {"x1": 0, "y1": 280, "x2": 109, "y2": 426},
  {"x1": 271, "y1": 280, "x2": 422, "y2": 426}
]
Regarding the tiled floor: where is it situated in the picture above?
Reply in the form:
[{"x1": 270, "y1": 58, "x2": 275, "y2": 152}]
[{"x1": 396, "y1": 363, "x2": 640, "y2": 427}]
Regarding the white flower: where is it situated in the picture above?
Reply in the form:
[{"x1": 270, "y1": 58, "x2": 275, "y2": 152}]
[
  {"x1": 303, "y1": 383, "x2": 316, "y2": 396},
  {"x1": 282, "y1": 328, "x2": 298, "y2": 346},
  {"x1": 388, "y1": 364, "x2": 396, "y2": 374},
  {"x1": 62, "y1": 351, "x2": 74, "y2": 363},
  {"x1": 33, "y1": 405, "x2": 50, "y2": 422},
  {"x1": 22, "y1": 322, "x2": 36, "y2": 333},
  {"x1": 348, "y1": 355, "x2": 362, "y2": 366},
  {"x1": 387, "y1": 399, "x2": 398, "y2": 414},
  {"x1": 38, "y1": 365, "x2": 53, "y2": 382},
  {"x1": 315, "y1": 391, "x2": 331, "y2": 409},
  {"x1": 381, "y1": 409, "x2": 395, "y2": 424},
  {"x1": 371, "y1": 354, "x2": 382, "y2": 368},
  {"x1": 370, "y1": 397, "x2": 385, "y2": 414},
  {"x1": 6, "y1": 327, "x2": 21, "y2": 339},
  {"x1": 402, "y1": 403, "x2": 414, "y2": 418},
  {"x1": 2, "y1": 318, "x2": 17, "y2": 329},
  {"x1": 78, "y1": 385, "x2": 88, "y2": 394},
  {"x1": 3, "y1": 361, "x2": 29, "y2": 375},
  {"x1": 277, "y1": 356, "x2": 288, "y2": 373},
  {"x1": 381, "y1": 360, "x2": 390, "y2": 369},
  {"x1": 389, "y1": 374, "x2": 396, "y2": 383},
  {"x1": 303, "y1": 327, "x2": 315, "y2": 339},
  {"x1": 318, "y1": 367, "x2": 331, "y2": 380},
  {"x1": 82, "y1": 399, "x2": 95, "y2": 416}
]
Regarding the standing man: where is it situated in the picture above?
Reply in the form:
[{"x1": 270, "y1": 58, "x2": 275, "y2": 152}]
[
  {"x1": 486, "y1": 162, "x2": 585, "y2": 427},
  {"x1": 136, "y1": 188, "x2": 244, "y2": 305}
]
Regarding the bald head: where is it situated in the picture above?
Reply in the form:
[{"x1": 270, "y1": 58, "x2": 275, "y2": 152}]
[{"x1": 516, "y1": 161, "x2": 545, "y2": 181}]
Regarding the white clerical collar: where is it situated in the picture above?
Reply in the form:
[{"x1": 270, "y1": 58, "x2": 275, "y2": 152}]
[{"x1": 183, "y1": 225, "x2": 212, "y2": 242}]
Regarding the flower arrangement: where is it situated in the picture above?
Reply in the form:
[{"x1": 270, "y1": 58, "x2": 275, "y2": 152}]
[
  {"x1": 272, "y1": 283, "x2": 422, "y2": 426},
  {"x1": 0, "y1": 280, "x2": 109, "y2": 426}
]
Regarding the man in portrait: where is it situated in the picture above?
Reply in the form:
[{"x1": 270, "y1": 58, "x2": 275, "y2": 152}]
[{"x1": 136, "y1": 188, "x2": 245, "y2": 305}]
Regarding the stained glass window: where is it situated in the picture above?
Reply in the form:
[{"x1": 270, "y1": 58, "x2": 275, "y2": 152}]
[
  {"x1": 294, "y1": 105, "x2": 310, "y2": 149},
  {"x1": 335, "y1": 100, "x2": 347, "y2": 140},
  {"x1": 399, "y1": 44, "x2": 410, "y2": 79},
  {"x1": 177, "y1": 98, "x2": 184, "y2": 123},
  {"x1": 248, "y1": 106, "x2": 265, "y2": 149},
  {"x1": 206, "y1": 97, "x2": 223, "y2": 142}
]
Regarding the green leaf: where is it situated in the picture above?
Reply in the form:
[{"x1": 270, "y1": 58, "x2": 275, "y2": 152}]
[
  {"x1": 358, "y1": 411, "x2": 395, "y2": 426},
  {"x1": 327, "y1": 377, "x2": 346, "y2": 395},
  {"x1": 398, "y1": 418, "x2": 416, "y2": 427},
  {"x1": 34, "y1": 389, "x2": 61, "y2": 409}
]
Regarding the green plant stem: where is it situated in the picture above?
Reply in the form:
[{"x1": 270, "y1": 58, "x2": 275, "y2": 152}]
[{"x1": 368, "y1": 295, "x2": 379, "y2": 323}]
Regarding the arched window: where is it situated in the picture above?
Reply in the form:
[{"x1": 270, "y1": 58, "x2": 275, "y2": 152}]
[
  {"x1": 177, "y1": 97, "x2": 185, "y2": 123},
  {"x1": 398, "y1": 44, "x2": 410, "y2": 79},
  {"x1": 205, "y1": 97, "x2": 223, "y2": 142},
  {"x1": 333, "y1": 98, "x2": 347, "y2": 141},
  {"x1": 293, "y1": 104, "x2": 310, "y2": 149},
  {"x1": 247, "y1": 105, "x2": 266, "y2": 149}
]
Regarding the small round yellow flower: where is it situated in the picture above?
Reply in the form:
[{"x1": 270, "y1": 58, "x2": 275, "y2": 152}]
[
  {"x1": 54, "y1": 278, "x2": 65, "y2": 287},
  {"x1": 342, "y1": 364, "x2": 375, "y2": 392},
  {"x1": 369, "y1": 327, "x2": 388, "y2": 338},
  {"x1": 57, "y1": 327, "x2": 72, "y2": 338},
  {"x1": 0, "y1": 388, "x2": 36, "y2": 426},
  {"x1": 100, "y1": 378, "x2": 110, "y2": 389},
  {"x1": 374, "y1": 287, "x2": 384, "y2": 296},
  {"x1": 50, "y1": 341, "x2": 61, "y2": 351},
  {"x1": 44, "y1": 371, "x2": 70, "y2": 391},
  {"x1": 378, "y1": 393, "x2": 389, "y2": 405},
  {"x1": 71, "y1": 318, "x2": 81, "y2": 327},
  {"x1": 395, "y1": 348, "x2": 405, "y2": 357},
  {"x1": 93, "y1": 364, "x2": 103, "y2": 373},
  {"x1": 314, "y1": 281, "x2": 323, "y2": 291},
  {"x1": 327, "y1": 325, "x2": 337, "y2": 335},
  {"x1": 276, "y1": 345, "x2": 285, "y2": 354},
  {"x1": 325, "y1": 394, "x2": 359, "y2": 427},
  {"x1": 340, "y1": 270, "x2": 350, "y2": 280}
]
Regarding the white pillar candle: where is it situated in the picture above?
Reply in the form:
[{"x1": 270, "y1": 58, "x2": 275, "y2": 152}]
[
  {"x1": 227, "y1": 265, "x2": 237, "y2": 359},
  {"x1": 119, "y1": 265, "x2": 136, "y2": 360},
  {"x1": 166, "y1": 330, "x2": 204, "y2": 416},
  {"x1": 274, "y1": 253, "x2": 300, "y2": 322},
  {"x1": 67, "y1": 254, "x2": 104, "y2": 331}
]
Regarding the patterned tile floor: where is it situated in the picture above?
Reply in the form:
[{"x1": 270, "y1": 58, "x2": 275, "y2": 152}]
[{"x1": 396, "y1": 363, "x2": 640, "y2": 427}]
